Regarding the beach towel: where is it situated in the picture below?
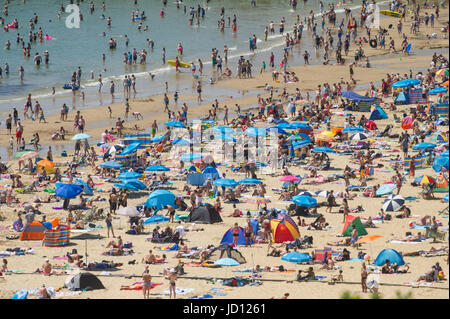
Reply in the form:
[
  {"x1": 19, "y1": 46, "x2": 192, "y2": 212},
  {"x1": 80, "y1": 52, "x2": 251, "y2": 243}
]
[
  {"x1": 164, "y1": 287, "x2": 194, "y2": 295},
  {"x1": 189, "y1": 294, "x2": 214, "y2": 299},
  {"x1": 390, "y1": 240, "x2": 424, "y2": 244},
  {"x1": 404, "y1": 281, "x2": 434, "y2": 287},
  {"x1": 120, "y1": 282, "x2": 162, "y2": 291}
]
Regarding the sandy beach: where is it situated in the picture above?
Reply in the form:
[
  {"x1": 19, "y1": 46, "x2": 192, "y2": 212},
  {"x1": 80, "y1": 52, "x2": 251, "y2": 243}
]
[{"x1": 0, "y1": 1, "x2": 449, "y2": 300}]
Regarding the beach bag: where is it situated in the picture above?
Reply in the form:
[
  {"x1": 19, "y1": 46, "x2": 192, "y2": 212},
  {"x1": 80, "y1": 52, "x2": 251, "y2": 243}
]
[
  {"x1": 123, "y1": 242, "x2": 132, "y2": 249},
  {"x1": 61, "y1": 151, "x2": 67, "y2": 157}
]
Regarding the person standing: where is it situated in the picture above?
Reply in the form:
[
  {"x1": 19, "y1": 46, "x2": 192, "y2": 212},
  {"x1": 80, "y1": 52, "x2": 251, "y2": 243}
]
[
  {"x1": 105, "y1": 212, "x2": 115, "y2": 238},
  {"x1": 125, "y1": 99, "x2": 130, "y2": 120},
  {"x1": 5, "y1": 114, "x2": 12, "y2": 135},
  {"x1": 326, "y1": 190, "x2": 335, "y2": 214},
  {"x1": 232, "y1": 222, "x2": 240, "y2": 247},
  {"x1": 142, "y1": 266, "x2": 152, "y2": 299},
  {"x1": 409, "y1": 155, "x2": 416, "y2": 178},
  {"x1": 109, "y1": 189, "x2": 118, "y2": 214},
  {"x1": 151, "y1": 120, "x2": 158, "y2": 138},
  {"x1": 15, "y1": 121, "x2": 23, "y2": 144},
  {"x1": 361, "y1": 262, "x2": 368, "y2": 293},
  {"x1": 223, "y1": 105, "x2": 229, "y2": 125},
  {"x1": 168, "y1": 270, "x2": 177, "y2": 299}
]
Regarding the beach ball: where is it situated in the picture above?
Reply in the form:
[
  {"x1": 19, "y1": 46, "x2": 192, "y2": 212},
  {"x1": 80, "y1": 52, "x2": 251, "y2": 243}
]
[{"x1": 409, "y1": 221, "x2": 414, "y2": 228}]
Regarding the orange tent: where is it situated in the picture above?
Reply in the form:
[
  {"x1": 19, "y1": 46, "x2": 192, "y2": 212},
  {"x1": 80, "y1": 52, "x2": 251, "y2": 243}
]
[
  {"x1": 19, "y1": 221, "x2": 46, "y2": 240},
  {"x1": 442, "y1": 81, "x2": 449, "y2": 87}
]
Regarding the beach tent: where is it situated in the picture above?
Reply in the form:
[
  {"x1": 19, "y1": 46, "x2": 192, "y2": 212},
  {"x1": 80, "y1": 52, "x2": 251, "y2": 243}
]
[
  {"x1": 342, "y1": 215, "x2": 367, "y2": 237},
  {"x1": 185, "y1": 204, "x2": 223, "y2": 224},
  {"x1": 43, "y1": 225, "x2": 70, "y2": 247},
  {"x1": 394, "y1": 92, "x2": 409, "y2": 105},
  {"x1": 145, "y1": 189, "x2": 176, "y2": 210},
  {"x1": 19, "y1": 221, "x2": 46, "y2": 240},
  {"x1": 341, "y1": 91, "x2": 377, "y2": 102},
  {"x1": 202, "y1": 166, "x2": 221, "y2": 181},
  {"x1": 369, "y1": 105, "x2": 389, "y2": 121},
  {"x1": 75, "y1": 179, "x2": 94, "y2": 196},
  {"x1": 220, "y1": 227, "x2": 254, "y2": 246},
  {"x1": 207, "y1": 245, "x2": 246, "y2": 264},
  {"x1": 271, "y1": 218, "x2": 300, "y2": 243},
  {"x1": 64, "y1": 272, "x2": 105, "y2": 291},
  {"x1": 374, "y1": 249, "x2": 405, "y2": 266},
  {"x1": 186, "y1": 173, "x2": 205, "y2": 186}
]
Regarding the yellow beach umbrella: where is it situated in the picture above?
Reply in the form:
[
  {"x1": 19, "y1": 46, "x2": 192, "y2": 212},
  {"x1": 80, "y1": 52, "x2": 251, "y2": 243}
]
[{"x1": 36, "y1": 159, "x2": 55, "y2": 168}]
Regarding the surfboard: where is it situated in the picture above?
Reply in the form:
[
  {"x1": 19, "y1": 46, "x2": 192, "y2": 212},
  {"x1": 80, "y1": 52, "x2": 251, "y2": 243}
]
[
  {"x1": 167, "y1": 60, "x2": 191, "y2": 69},
  {"x1": 379, "y1": 10, "x2": 403, "y2": 18}
]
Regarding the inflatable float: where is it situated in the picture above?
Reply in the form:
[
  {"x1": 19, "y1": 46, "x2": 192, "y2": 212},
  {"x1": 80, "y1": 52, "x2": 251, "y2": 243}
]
[
  {"x1": 63, "y1": 83, "x2": 79, "y2": 90},
  {"x1": 379, "y1": 10, "x2": 403, "y2": 18},
  {"x1": 167, "y1": 60, "x2": 190, "y2": 69}
]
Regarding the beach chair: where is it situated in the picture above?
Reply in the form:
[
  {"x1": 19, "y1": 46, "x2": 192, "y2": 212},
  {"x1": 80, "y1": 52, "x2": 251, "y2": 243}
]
[{"x1": 425, "y1": 228, "x2": 447, "y2": 243}]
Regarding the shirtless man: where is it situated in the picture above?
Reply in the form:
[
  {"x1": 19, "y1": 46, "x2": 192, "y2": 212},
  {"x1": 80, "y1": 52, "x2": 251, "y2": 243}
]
[
  {"x1": 142, "y1": 266, "x2": 152, "y2": 299},
  {"x1": 106, "y1": 235, "x2": 122, "y2": 248},
  {"x1": 142, "y1": 249, "x2": 156, "y2": 264},
  {"x1": 39, "y1": 284, "x2": 51, "y2": 299},
  {"x1": 42, "y1": 259, "x2": 52, "y2": 275}
]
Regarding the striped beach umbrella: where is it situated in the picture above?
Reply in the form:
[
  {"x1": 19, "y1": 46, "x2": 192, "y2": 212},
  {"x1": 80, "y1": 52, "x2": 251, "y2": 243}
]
[
  {"x1": 382, "y1": 194, "x2": 405, "y2": 212},
  {"x1": 350, "y1": 132, "x2": 368, "y2": 141},
  {"x1": 436, "y1": 69, "x2": 449, "y2": 77},
  {"x1": 298, "y1": 191, "x2": 315, "y2": 197},
  {"x1": 243, "y1": 196, "x2": 271, "y2": 205},
  {"x1": 18, "y1": 151, "x2": 39, "y2": 160},
  {"x1": 315, "y1": 190, "x2": 331, "y2": 197},
  {"x1": 418, "y1": 175, "x2": 436, "y2": 184}
]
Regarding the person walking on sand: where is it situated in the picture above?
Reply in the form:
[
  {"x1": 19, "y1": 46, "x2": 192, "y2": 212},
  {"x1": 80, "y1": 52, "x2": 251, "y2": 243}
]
[
  {"x1": 105, "y1": 213, "x2": 115, "y2": 238},
  {"x1": 168, "y1": 270, "x2": 177, "y2": 299},
  {"x1": 142, "y1": 266, "x2": 152, "y2": 299},
  {"x1": 151, "y1": 120, "x2": 158, "y2": 138}
]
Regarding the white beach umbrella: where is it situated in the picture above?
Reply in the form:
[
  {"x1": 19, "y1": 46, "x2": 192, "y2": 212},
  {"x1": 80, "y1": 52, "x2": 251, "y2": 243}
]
[
  {"x1": 382, "y1": 194, "x2": 405, "y2": 212},
  {"x1": 350, "y1": 133, "x2": 368, "y2": 141}
]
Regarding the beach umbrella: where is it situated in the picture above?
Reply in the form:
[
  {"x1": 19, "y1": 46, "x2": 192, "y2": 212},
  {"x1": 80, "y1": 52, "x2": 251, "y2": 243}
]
[
  {"x1": 238, "y1": 178, "x2": 262, "y2": 185},
  {"x1": 108, "y1": 144, "x2": 125, "y2": 155},
  {"x1": 113, "y1": 182, "x2": 140, "y2": 191},
  {"x1": 289, "y1": 122, "x2": 311, "y2": 130},
  {"x1": 310, "y1": 147, "x2": 336, "y2": 153},
  {"x1": 243, "y1": 196, "x2": 271, "y2": 205},
  {"x1": 118, "y1": 171, "x2": 142, "y2": 180},
  {"x1": 375, "y1": 183, "x2": 397, "y2": 196},
  {"x1": 355, "y1": 235, "x2": 382, "y2": 244},
  {"x1": 214, "y1": 258, "x2": 240, "y2": 266},
  {"x1": 431, "y1": 134, "x2": 448, "y2": 143},
  {"x1": 142, "y1": 215, "x2": 170, "y2": 225},
  {"x1": 281, "y1": 252, "x2": 311, "y2": 263},
  {"x1": 342, "y1": 126, "x2": 365, "y2": 133},
  {"x1": 245, "y1": 127, "x2": 267, "y2": 137},
  {"x1": 151, "y1": 134, "x2": 166, "y2": 143},
  {"x1": 287, "y1": 134, "x2": 307, "y2": 141},
  {"x1": 442, "y1": 81, "x2": 449, "y2": 87},
  {"x1": 71, "y1": 133, "x2": 91, "y2": 140},
  {"x1": 412, "y1": 142, "x2": 436, "y2": 150},
  {"x1": 212, "y1": 126, "x2": 234, "y2": 134},
  {"x1": 164, "y1": 121, "x2": 186, "y2": 128},
  {"x1": 145, "y1": 189, "x2": 175, "y2": 209},
  {"x1": 401, "y1": 116, "x2": 414, "y2": 130},
  {"x1": 382, "y1": 194, "x2": 405, "y2": 212},
  {"x1": 292, "y1": 195, "x2": 317, "y2": 207},
  {"x1": 100, "y1": 161, "x2": 122, "y2": 169},
  {"x1": 428, "y1": 87, "x2": 448, "y2": 94},
  {"x1": 123, "y1": 179, "x2": 147, "y2": 190},
  {"x1": 121, "y1": 142, "x2": 141, "y2": 155},
  {"x1": 292, "y1": 140, "x2": 312, "y2": 149},
  {"x1": 36, "y1": 159, "x2": 55, "y2": 168},
  {"x1": 315, "y1": 190, "x2": 331, "y2": 197},
  {"x1": 433, "y1": 156, "x2": 449, "y2": 173},
  {"x1": 298, "y1": 191, "x2": 315, "y2": 197},
  {"x1": 275, "y1": 123, "x2": 294, "y2": 129},
  {"x1": 444, "y1": 194, "x2": 449, "y2": 202},
  {"x1": 117, "y1": 207, "x2": 141, "y2": 217},
  {"x1": 14, "y1": 150, "x2": 36, "y2": 159},
  {"x1": 418, "y1": 175, "x2": 436, "y2": 184},
  {"x1": 280, "y1": 175, "x2": 302, "y2": 182},
  {"x1": 214, "y1": 178, "x2": 238, "y2": 187},
  {"x1": 316, "y1": 131, "x2": 335, "y2": 142},
  {"x1": 170, "y1": 138, "x2": 190, "y2": 146},
  {"x1": 180, "y1": 153, "x2": 203, "y2": 162},
  {"x1": 350, "y1": 132, "x2": 368, "y2": 141},
  {"x1": 266, "y1": 127, "x2": 288, "y2": 135},
  {"x1": 271, "y1": 217, "x2": 300, "y2": 243},
  {"x1": 214, "y1": 134, "x2": 236, "y2": 142},
  {"x1": 145, "y1": 165, "x2": 170, "y2": 172},
  {"x1": 55, "y1": 184, "x2": 83, "y2": 199},
  {"x1": 392, "y1": 78, "x2": 420, "y2": 88},
  {"x1": 436, "y1": 69, "x2": 449, "y2": 77},
  {"x1": 18, "y1": 151, "x2": 39, "y2": 160}
]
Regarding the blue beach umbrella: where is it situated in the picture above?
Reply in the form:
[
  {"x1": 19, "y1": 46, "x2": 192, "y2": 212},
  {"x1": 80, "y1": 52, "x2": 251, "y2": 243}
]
[
  {"x1": 214, "y1": 258, "x2": 240, "y2": 266},
  {"x1": 310, "y1": 147, "x2": 336, "y2": 153},
  {"x1": 392, "y1": 78, "x2": 420, "y2": 88},
  {"x1": 444, "y1": 194, "x2": 449, "y2": 202},
  {"x1": 145, "y1": 165, "x2": 170, "y2": 172},
  {"x1": 214, "y1": 178, "x2": 238, "y2": 187},
  {"x1": 432, "y1": 155, "x2": 449, "y2": 173},
  {"x1": 214, "y1": 134, "x2": 237, "y2": 142},
  {"x1": 145, "y1": 189, "x2": 176, "y2": 209},
  {"x1": 55, "y1": 184, "x2": 83, "y2": 199},
  {"x1": 412, "y1": 142, "x2": 436, "y2": 150},
  {"x1": 376, "y1": 183, "x2": 397, "y2": 196},
  {"x1": 289, "y1": 122, "x2": 311, "y2": 130},
  {"x1": 281, "y1": 252, "x2": 311, "y2": 263},
  {"x1": 428, "y1": 87, "x2": 448, "y2": 94},
  {"x1": 238, "y1": 178, "x2": 262, "y2": 185},
  {"x1": 212, "y1": 126, "x2": 235, "y2": 134},
  {"x1": 342, "y1": 126, "x2": 365, "y2": 133},
  {"x1": 100, "y1": 161, "x2": 122, "y2": 169},
  {"x1": 71, "y1": 133, "x2": 91, "y2": 140},
  {"x1": 114, "y1": 182, "x2": 140, "y2": 191},
  {"x1": 275, "y1": 123, "x2": 294, "y2": 129},
  {"x1": 292, "y1": 140, "x2": 312, "y2": 149},
  {"x1": 267, "y1": 127, "x2": 288, "y2": 135},
  {"x1": 171, "y1": 138, "x2": 190, "y2": 146},
  {"x1": 180, "y1": 153, "x2": 203, "y2": 162},
  {"x1": 118, "y1": 171, "x2": 142, "y2": 180},
  {"x1": 124, "y1": 179, "x2": 147, "y2": 190},
  {"x1": 292, "y1": 195, "x2": 317, "y2": 207},
  {"x1": 165, "y1": 121, "x2": 186, "y2": 128},
  {"x1": 151, "y1": 134, "x2": 166, "y2": 143},
  {"x1": 74, "y1": 179, "x2": 94, "y2": 196},
  {"x1": 121, "y1": 142, "x2": 141, "y2": 155},
  {"x1": 142, "y1": 215, "x2": 170, "y2": 225}
]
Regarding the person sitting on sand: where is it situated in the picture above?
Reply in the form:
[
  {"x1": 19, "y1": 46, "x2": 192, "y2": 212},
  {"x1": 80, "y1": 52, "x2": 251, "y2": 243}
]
[
  {"x1": 39, "y1": 284, "x2": 51, "y2": 299},
  {"x1": 41, "y1": 259, "x2": 53, "y2": 275},
  {"x1": 334, "y1": 248, "x2": 351, "y2": 262},
  {"x1": 363, "y1": 217, "x2": 376, "y2": 228},
  {"x1": 228, "y1": 204, "x2": 241, "y2": 217},
  {"x1": 104, "y1": 247, "x2": 124, "y2": 256},
  {"x1": 106, "y1": 235, "x2": 123, "y2": 249},
  {"x1": 321, "y1": 257, "x2": 336, "y2": 270},
  {"x1": 143, "y1": 250, "x2": 156, "y2": 264}
]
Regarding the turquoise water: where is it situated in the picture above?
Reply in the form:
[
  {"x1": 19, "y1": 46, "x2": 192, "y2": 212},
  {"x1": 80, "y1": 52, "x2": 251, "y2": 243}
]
[{"x1": 0, "y1": 0, "x2": 368, "y2": 108}]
